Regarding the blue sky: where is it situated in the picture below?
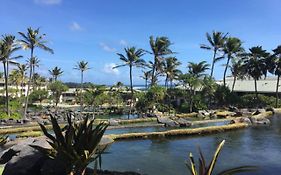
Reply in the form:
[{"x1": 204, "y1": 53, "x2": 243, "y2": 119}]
[{"x1": 0, "y1": 0, "x2": 280, "y2": 85}]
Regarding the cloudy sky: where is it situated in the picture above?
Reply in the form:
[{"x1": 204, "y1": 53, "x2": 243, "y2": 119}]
[{"x1": 0, "y1": 0, "x2": 280, "y2": 85}]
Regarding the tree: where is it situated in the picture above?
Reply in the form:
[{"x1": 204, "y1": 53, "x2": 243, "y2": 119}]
[
  {"x1": 149, "y1": 36, "x2": 173, "y2": 86},
  {"x1": 114, "y1": 47, "x2": 145, "y2": 117},
  {"x1": 200, "y1": 31, "x2": 227, "y2": 77},
  {"x1": 163, "y1": 57, "x2": 182, "y2": 88},
  {"x1": 268, "y1": 45, "x2": 281, "y2": 107},
  {"x1": 48, "y1": 81, "x2": 68, "y2": 106},
  {"x1": 0, "y1": 35, "x2": 22, "y2": 117},
  {"x1": 223, "y1": 37, "x2": 244, "y2": 86},
  {"x1": 29, "y1": 89, "x2": 48, "y2": 104},
  {"x1": 230, "y1": 59, "x2": 245, "y2": 92},
  {"x1": 140, "y1": 70, "x2": 152, "y2": 90},
  {"x1": 19, "y1": 27, "x2": 53, "y2": 119},
  {"x1": 26, "y1": 56, "x2": 40, "y2": 89},
  {"x1": 49, "y1": 66, "x2": 63, "y2": 81},
  {"x1": 17, "y1": 64, "x2": 27, "y2": 96},
  {"x1": 178, "y1": 61, "x2": 209, "y2": 112},
  {"x1": 74, "y1": 61, "x2": 90, "y2": 111},
  {"x1": 242, "y1": 46, "x2": 270, "y2": 101}
]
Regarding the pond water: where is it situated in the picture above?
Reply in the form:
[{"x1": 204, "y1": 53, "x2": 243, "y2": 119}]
[
  {"x1": 95, "y1": 114, "x2": 138, "y2": 119},
  {"x1": 96, "y1": 115, "x2": 281, "y2": 175}
]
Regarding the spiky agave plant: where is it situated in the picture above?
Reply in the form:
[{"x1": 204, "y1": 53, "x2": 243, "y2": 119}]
[
  {"x1": 32, "y1": 113, "x2": 108, "y2": 175},
  {"x1": 0, "y1": 135, "x2": 7, "y2": 146},
  {"x1": 187, "y1": 140, "x2": 257, "y2": 175}
]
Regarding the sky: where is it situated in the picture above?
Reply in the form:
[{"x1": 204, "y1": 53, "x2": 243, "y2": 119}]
[{"x1": 0, "y1": 0, "x2": 280, "y2": 85}]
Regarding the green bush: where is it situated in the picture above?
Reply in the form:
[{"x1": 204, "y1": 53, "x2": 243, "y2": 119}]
[{"x1": 240, "y1": 94, "x2": 280, "y2": 108}]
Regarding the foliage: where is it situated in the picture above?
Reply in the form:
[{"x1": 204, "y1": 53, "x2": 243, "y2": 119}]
[
  {"x1": 239, "y1": 94, "x2": 280, "y2": 108},
  {"x1": 186, "y1": 140, "x2": 257, "y2": 175},
  {"x1": 32, "y1": 113, "x2": 108, "y2": 175},
  {"x1": 214, "y1": 85, "x2": 240, "y2": 106},
  {"x1": 29, "y1": 89, "x2": 48, "y2": 103},
  {"x1": 0, "y1": 135, "x2": 8, "y2": 146},
  {"x1": 48, "y1": 81, "x2": 68, "y2": 106}
]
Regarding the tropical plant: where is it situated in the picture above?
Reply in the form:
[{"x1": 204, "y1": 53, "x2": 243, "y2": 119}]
[
  {"x1": 186, "y1": 140, "x2": 257, "y2": 175},
  {"x1": 19, "y1": 27, "x2": 53, "y2": 119},
  {"x1": 17, "y1": 64, "x2": 27, "y2": 96},
  {"x1": 149, "y1": 36, "x2": 173, "y2": 85},
  {"x1": 268, "y1": 45, "x2": 281, "y2": 107},
  {"x1": 163, "y1": 57, "x2": 182, "y2": 88},
  {"x1": 0, "y1": 35, "x2": 22, "y2": 117},
  {"x1": 74, "y1": 61, "x2": 90, "y2": 111},
  {"x1": 242, "y1": 46, "x2": 270, "y2": 101},
  {"x1": 29, "y1": 89, "x2": 48, "y2": 104},
  {"x1": 0, "y1": 135, "x2": 7, "y2": 146},
  {"x1": 230, "y1": 59, "x2": 245, "y2": 92},
  {"x1": 49, "y1": 66, "x2": 63, "y2": 81},
  {"x1": 223, "y1": 37, "x2": 244, "y2": 86},
  {"x1": 200, "y1": 31, "x2": 227, "y2": 77},
  {"x1": 114, "y1": 47, "x2": 146, "y2": 117},
  {"x1": 32, "y1": 114, "x2": 108, "y2": 175},
  {"x1": 48, "y1": 81, "x2": 68, "y2": 106},
  {"x1": 140, "y1": 70, "x2": 152, "y2": 90},
  {"x1": 188, "y1": 61, "x2": 209, "y2": 78}
]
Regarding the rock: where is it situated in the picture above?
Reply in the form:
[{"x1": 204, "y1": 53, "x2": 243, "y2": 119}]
[
  {"x1": 230, "y1": 117, "x2": 252, "y2": 125},
  {"x1": 109, "y1": 118, "x2": 119, "y2": 126},
  {"x1": 250, "y1": 117, "x2": 271, "y2": 125},
  {"x1": 175, "y1": 118, "x2": 192, "y2": 127},
  {"x1": 233, "y1": 111, "x2": 243, "y2": 117},
  {"x1": 146, "y1": 113, "x2": 157, "y2": 118},
  {"x1": 266, "y1": 107, "x2": 275, "y2": 113},
  {"x1": 229, "y1": 106, "x2": 239, "y2": 112},
  {"x1": 157, "y1": 116, "x2": 178, "y2": 127}
]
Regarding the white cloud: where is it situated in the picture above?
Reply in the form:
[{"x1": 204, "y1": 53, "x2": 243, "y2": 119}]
[
  {"x1": 69, "y1": 22, "x2": 82, "y2": 31},
  {"x1": 34, "y1": 0, "x2": 62, "y2": 5},
  {"x1": 99, "y1": 43, "x2": 116, "y2": 52},
  {"x1": 103, "y1": 63, "x2": 119, "y2": 75},
  {"x1": 120, "y1": 40, "x2": 128, "y2": 46}
]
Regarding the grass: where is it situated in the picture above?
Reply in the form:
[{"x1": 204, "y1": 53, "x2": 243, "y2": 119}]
[
  {"x1": 16, "y1": 131, "x2": 43, "y2": 138},
  {"x1": 0, "y1": 166, "x2": 4, "y2": 175},
  {"x1": 108, "y1": 123, "x2": 248, "y2": 140}
]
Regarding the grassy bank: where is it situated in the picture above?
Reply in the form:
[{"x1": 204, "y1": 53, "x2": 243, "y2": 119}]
[{"x1": 108, "y1": 123, "x2": 248, "y2": 141}]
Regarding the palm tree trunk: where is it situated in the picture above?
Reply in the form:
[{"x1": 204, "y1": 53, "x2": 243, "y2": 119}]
[
  {"x1": 151, "y1": 56, "x2": 157, "y2": 86},
  {"x1": 24, "y1": 47, "x2": 34, "y2": 120},
  {"x1": 80, "y1": 71, "x2": 83, "y2": 112},
  {"x1": 254, "y1": 79, "x2": 258, "y2": 104},
  {"x1": 165, "y1": 75, "x2": 168, "y2": 89},
  {"x1": 3, "y1": 62, "x2": 10, "y2": 117},
  {"x1": 276, "y1": 75, "x2": 280, "y2": 108},
  {"x1": 145, "y1": 78, "x2": 147, "y2": 90},
  {"x1": 232, "y1": 75, "x2": 237, "y2": 92},
  {"x1": 129, "y1": 65, "x2": 133, "y2": 119},
  {"x1": 210, "y1": 49, "x2": 217, "y2": 77},
  {"x1": 189, "y1": 89, "x2": 193, "y2": 113},
  {"x1": 170, "y1": 80, "x2": 173, "y2": 89},
  {"x1": 223, "y1": 55, "x2": 231, "y2": 86}
]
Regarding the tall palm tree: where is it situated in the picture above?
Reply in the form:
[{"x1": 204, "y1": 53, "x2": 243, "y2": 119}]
[
  {"x1": 19, "y1": 27, "x2": 53, "y2": 119},
  {"x1": 201, "y1": 31, "x2": 227, "y2": 77},
  {"x1": 49, "y1": 66, "x2": 63, "y2": 81},
  {"x1": 114, "y1": 47, "x2": 145, "y2": 117},
  {"x1": 17, "y1": 64, "x2": 27, "y2": 96},
  {"x1": 0, "y1": 35, "x2": 21, "y2": 117},
  {"x1": 163, "y1": 57, "x2": 182, "y2": 88},
  {"x1": 223, "y1": 37, "x2": 244, "y2": 86},
  {"x1": 149, "y1": 36, "x2": 173, "y2": 86},
  {"x1": 140, "y1": 70, "x2": 152, "y2": 90},
  {"x1": 268, "y1": 45, "x2": 281, "y2": 107},
  {"x1": 243, "y1": 46, "x2": 270, "y2": 101},
  {"x1": 74, "y1": 61, "x2": 90, "y2": 111},
  {"x1": 27, "y1": 56, "x2": 40, "y2": 88}
]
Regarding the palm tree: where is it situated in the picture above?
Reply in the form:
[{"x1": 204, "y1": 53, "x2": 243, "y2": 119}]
[
  {"x1": 0, "y1": 35, "x2": 21, "y2": 117},
  {"x1": 223, "y1": 37, "x2": 244, "y2": 86},
  {"x1": 74, "y1": 61, "x2": 90, "y2": 111},
  {"x1": 201, "y1": 31, "x2": 227, "y2": 77},
  {"x1": 230, "y1": 59, "x2": 245, "y2": 92},
  {"x1": 49, "y1": 66, "x2": 63, "y2": 81},
  {"x1": 19, "y1": 27, "x2": 53, "y2": 119},
  {"x1": 268, "y1": 45, "x2": 281, "y2": 107},
  {"x1": 243, "y1": 46, "x2": 270, "y2": 101},
  {"x1": 140, "y1": 70, "x2": 152, "y2": 90},
  {"x1": 9, "y1": 70, "x2": 22, "y2": 97},
  {"x1": 187, "y1": 61, "x2": 210, "y2": 78},
  {"x1": 179, "y1": 61, "x2": 209, "y2": 112},
  {"x1": 149, "y1": 36, "x2": 173, "y2": 86},
  {"x1": 163, "y1": 57, "x2": 182, "y2": 88},
  {"x1": 27, "y1": 56, "x2": 40, "y2": 88},
  {"x1": 17, "y1": 64, "x2": 27, "y2": 96},
  {"x1": 114, "y1": 47, "x2": 145, "y2": 117}
]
